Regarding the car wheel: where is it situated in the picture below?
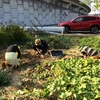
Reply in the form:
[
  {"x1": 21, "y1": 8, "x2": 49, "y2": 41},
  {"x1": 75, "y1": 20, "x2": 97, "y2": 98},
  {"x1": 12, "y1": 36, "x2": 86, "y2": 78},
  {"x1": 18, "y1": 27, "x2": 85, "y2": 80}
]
[
  {"x1": 64, "y1": 26, "x2": 70, "y2": 33},
  {"x1": 90, "y1": 26, "x2": 99, "y2": 34}
]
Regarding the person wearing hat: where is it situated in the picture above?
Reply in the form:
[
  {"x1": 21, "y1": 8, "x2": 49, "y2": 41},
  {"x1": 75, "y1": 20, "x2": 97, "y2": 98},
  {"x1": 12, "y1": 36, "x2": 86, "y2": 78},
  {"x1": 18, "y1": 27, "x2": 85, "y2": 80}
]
[
  {"x1": 32, "y1": 39, "x2": 49, "y2": 58},
  {"x1": 79, "y1": 46, "x2": 99, "y2": 59},
  {"x1": 2, "y1": 44, "x2": 21, "y2": 70}
]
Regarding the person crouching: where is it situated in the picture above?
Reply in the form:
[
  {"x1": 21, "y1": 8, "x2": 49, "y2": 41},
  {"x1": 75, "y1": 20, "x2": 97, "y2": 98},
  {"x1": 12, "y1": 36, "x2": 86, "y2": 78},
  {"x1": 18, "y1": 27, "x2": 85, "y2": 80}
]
[
  {"x1": 2, "y1": 44, "x2": 21, "y2": 70},
  {"x1": 32, "y1": 39, "x2": 49, "y2": 58},
  {"x1": 79, "y1": 46, "x2": 99, "y2": 59}
]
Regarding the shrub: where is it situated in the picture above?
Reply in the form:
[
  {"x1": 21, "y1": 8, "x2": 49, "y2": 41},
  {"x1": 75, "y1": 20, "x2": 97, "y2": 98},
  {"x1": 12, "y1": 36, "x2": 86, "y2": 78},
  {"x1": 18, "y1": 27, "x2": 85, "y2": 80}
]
[
  {"x1": 5, "y1": 25, "x2": 27, "y2": 44},
  {"x1": 0, "y1": 24, "x2": 29, "y2": 47},
  {"x1": 0, "y1": 31, "x2": 6, "y2": 46},
  {"x1": 0, "y1": 71, "x2": 9, "y2": 85}
]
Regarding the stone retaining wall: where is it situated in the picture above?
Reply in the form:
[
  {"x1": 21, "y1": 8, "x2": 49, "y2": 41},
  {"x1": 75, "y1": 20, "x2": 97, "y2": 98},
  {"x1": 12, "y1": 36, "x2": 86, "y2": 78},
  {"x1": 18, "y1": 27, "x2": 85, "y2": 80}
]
[{"x1": 0, "y1": 0, "x2": 89, "y2": 26}]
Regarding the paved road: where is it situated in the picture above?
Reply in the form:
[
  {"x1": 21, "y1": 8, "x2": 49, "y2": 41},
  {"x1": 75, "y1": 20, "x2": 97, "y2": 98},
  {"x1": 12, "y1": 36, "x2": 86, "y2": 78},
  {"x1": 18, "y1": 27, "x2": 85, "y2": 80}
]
[
  {"x1": 63, "y1": 33, "x2": 100, "y2": 37},
  {"x1": 52, "y1": 31, "x2": 100, "y2": 36}
]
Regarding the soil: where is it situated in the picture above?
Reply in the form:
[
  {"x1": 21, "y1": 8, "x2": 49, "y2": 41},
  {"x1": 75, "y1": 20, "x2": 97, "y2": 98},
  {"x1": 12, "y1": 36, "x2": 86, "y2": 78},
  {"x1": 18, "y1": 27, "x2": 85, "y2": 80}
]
[{"x1": 0, "y1": 48, "x2": 81, "y2": 98}]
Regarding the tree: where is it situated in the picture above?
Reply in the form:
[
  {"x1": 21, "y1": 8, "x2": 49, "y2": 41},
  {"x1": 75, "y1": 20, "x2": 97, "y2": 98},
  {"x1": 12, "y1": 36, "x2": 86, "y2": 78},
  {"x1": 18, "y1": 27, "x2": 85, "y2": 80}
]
[
  {"x1": 80, "y1": 0, "x2": 100, "y2": 11},
  {"x1": 92, "y1": 0, "x2": 100, "y2": 10}
]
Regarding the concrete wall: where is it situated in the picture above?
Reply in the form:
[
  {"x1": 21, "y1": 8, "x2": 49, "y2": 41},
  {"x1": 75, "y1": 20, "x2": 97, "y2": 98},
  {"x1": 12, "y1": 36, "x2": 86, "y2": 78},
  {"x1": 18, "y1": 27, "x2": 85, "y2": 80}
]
[{"x1": 0, "y1": 0, "x2": 86, "y2": 27}]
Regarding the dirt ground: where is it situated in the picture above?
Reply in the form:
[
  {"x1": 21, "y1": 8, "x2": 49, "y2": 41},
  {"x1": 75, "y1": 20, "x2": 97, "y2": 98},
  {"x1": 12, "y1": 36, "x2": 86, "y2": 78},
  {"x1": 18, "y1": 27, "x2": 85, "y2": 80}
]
[{"x1": 0, "y1": 48, "x2": 81, "y2": 98}]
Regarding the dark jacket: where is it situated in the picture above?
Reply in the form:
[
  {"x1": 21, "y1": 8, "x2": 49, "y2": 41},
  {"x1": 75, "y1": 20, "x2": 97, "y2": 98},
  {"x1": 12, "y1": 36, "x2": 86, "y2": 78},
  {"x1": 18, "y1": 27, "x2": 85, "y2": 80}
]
[
  {"x1": 33, "y1": 40, "x2": 49, "y2": 54},
  {"x1": 35, "y1": 40, "x2": 49, "y2": 49},
  {"x1": 6, "y1": 44, "x2": 21, "y2": 58}
]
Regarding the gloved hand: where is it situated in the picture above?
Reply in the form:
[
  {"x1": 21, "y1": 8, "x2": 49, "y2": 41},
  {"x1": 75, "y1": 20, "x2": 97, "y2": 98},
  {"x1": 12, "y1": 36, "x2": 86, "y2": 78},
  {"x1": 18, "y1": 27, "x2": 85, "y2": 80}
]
[{"x1": 40, "y1": 54, "x2": 44, "y2": 58}]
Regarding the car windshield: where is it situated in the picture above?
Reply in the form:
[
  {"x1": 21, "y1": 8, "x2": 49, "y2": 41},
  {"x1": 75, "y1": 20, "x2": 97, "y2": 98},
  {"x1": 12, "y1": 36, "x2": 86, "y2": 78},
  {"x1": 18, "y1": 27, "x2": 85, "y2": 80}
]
[{"x1": 70, "y1": 18, "x2": 76, "y2": 22}]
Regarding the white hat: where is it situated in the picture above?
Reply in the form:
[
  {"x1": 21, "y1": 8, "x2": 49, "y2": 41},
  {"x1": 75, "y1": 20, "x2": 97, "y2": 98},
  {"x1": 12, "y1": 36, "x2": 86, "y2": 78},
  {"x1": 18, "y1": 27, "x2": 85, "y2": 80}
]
[{"x1": 35, "y1": 39, "x2": 41, "y2": 45}]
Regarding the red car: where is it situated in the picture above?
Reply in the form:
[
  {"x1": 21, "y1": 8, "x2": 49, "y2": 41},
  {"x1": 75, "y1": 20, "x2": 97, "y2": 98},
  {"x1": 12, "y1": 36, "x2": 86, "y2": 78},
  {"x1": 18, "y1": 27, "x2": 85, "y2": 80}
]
[{"x1": 58, "y1": 15, "x2": 100, "y2": 34}]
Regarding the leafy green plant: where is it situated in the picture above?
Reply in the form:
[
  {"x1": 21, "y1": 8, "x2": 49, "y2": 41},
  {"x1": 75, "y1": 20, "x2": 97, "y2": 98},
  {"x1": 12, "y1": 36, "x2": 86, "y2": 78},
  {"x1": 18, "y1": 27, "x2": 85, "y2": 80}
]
[
  {"x1": 31, "y1": 58, "x2": 100, "y2": 100},
  {"x1": 25, "y1": 35, "x2": 100, "y2": 50},
  {"x1": 79, "y1": 36, "x2": 100, "y2": 52},
  {"x1": 0, "y1": 31, "x2": 6, "y2": 46},
  {"x1": 0, "y1": 21, "x2": 29, "y2": 47},
  {"x1": 0, "y1": 71, "x2": 9, "y2": 85},
  {"x1": 11, "y1": 57, "x2": 100, "y2": 100},
  {"x1": 1, "y1": 35, "x2": 100, "y2": 99}
]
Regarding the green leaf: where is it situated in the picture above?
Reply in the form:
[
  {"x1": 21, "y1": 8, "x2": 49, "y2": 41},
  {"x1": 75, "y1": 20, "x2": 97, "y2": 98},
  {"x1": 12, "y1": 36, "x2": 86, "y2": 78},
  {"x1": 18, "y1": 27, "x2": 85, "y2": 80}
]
[
  {"x1": 59, "y1": 91, "x2": 72, "y2": 99},
  {"x1": 83, "y1": 97, "x2": 87, "y2": 100}
]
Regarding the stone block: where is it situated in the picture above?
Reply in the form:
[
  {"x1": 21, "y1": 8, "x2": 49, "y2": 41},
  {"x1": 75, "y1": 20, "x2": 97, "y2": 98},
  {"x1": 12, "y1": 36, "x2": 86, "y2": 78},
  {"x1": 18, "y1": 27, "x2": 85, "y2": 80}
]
[
  {"x1": 11, "y1": 9, "x2": 18, "y2": 18},
  {"x1": 0, "y1": 0, "x2": 3, "y2": 7},
  {"x1": 0, "y1": 18, "x2": 3, "y2": 23},
  {"x1": 24, "y1": 10, "x2": 29, "y2": 18},
  {"x1": 38, "y1": 8, "x2": 43, "y2": 15},
  {"x1": 17, "y1": 5, "x2": 24, "y2": 13},
  {"x1": 29, "y1": 15, "x2": 34, "y2": 21},
  {"x1": 18, "y1": 0, "x2": 23, "y2": 5},
  {"x1": 0, "y1": 8, "x2": 4, "y2": 18},
  {"x1": 38, "y1": 15, "x2": 43, "y2": 21},
  {"x1": 29, "y1": 0, "x2": 33, "y2": 6},
  {"x1": 10, "y1": 0, "x2": 17, "y2": 9},
  {"x1": 52, "y1": 9, "x2": 55, "y2": 15},
  {"x1": 23, "y1": 0, "x2": 29, "y2": 10},
  {"x1": 34, "y1": 3, "x2": 38, "y2": 10},
  {"x1": 49, "y1": 12, "x2": 53, "y2": 18},
  {"x1": 3, "y1": 4, "x2": 11, "y2": 13},
  {"x1": 46, "y1": 14, "x2": 49, "y2": 21},
  {"x1": 4, "y1": 13, "x2": 11, "y2": 22},
  {"x1": 33, "y1": 10, "x2": 38, "y2": 17},
  {"x1": 38, "y1": 2, "x2": 41, "y2": 8},
  {"x1": 42, "y1": 4, "x2": 46, "y2": 11},
  {"x1": 24, "y1": 18, "x2": 30, "y2": 26},
  {"x1": 18, "y1": 14, "x2": 24, "y2": 22},
  {"x1": 29, "y1": 7, "x2": 34, "y2": 14},
  {"x1": 3, "y1": 0, "x2": 9, "y2": 3},
  {"x1": 42, "y1": 11, "x2": 46, "y2": 18}
]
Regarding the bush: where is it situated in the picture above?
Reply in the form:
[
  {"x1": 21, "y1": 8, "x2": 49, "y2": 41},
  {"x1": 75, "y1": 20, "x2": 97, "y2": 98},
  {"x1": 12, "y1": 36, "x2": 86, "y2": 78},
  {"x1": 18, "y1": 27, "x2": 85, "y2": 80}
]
[
  {"x1": 0, "y1": 71, "x2": 9, "y2": 85},
  {"x1": 0, "y1": 24, "x2": 29, "y2": 47},
  {"x1": 0, "y1": 31, "x2": 6, "y2": 46}
]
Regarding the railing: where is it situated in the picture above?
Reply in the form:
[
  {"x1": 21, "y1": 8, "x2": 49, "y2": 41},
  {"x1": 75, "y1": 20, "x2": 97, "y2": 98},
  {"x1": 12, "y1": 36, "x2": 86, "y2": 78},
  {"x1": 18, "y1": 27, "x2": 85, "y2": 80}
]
[{"x1": 24, "y1": 26, "x2": 64, "y2": 34}]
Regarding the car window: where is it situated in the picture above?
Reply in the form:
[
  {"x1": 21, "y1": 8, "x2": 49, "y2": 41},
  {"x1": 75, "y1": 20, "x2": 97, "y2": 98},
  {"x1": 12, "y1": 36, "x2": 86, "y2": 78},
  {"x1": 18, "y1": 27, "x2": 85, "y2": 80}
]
[
  {"x1": 84, "y1": 17, "x2": 90, "y2": 21},
  {"x1": 75, "y1": 17, "x2": 84, "y2": 22},
  {"x1": 83, "y1": 17, "x2": 96, "y2": 21},
  {"x1": 89, "y1": 17, "x2": 96, "y2": 20}
]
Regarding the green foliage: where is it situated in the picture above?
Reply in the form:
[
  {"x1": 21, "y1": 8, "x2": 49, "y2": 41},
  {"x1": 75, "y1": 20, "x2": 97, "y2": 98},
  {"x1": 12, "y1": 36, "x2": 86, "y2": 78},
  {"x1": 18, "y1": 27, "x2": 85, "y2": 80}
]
[
  {"x1": 33, "y1": 58, "x2": 100, "y2": 100},
  {"x1": 1, "y1": 34, "x2": 100, "y2": 99},
  {"x1": 0, "y1": 24, "x2": 29, "y2": 47},
  {"x1": 0, "y1": 31, "x2": 6, "y2": 46},
  {"x1": 2, "y1": 57, "x2": 100, "y2": 99},
  {"x1": 79, "y1": 36, "x2": 100, "y2": 52},
  {"x1": 79, "y1": 0, "x2": 91, "y2": 6},
  {"x1": 36, "y1": 36, "x2": 100, "y2": 51},
  {"x1": 36, "y1": 35, "x2": 80, "y2": 49},
  {"x1": 0, "y1": 71, "x2": 9, "y2": 85},
  {"x1": 80, "y1": 0, "x2": 100, "y2": 12},
  {"x1": 1, "y1": 24, "x2": 100, "y2": 51}
]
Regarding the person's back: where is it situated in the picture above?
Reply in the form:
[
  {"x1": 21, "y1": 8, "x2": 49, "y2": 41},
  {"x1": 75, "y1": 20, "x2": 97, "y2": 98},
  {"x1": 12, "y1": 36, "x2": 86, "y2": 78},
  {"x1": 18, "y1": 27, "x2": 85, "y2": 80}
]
[
  {"x1": 79, "y1": 46, "x2": 99, "y2": 59},
  {"x1": 2, "y1": 44, "x2": 21, "y2": 70},
  {"x1": 6, "y1": 44, "x2": 21, "y2": 58}
]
